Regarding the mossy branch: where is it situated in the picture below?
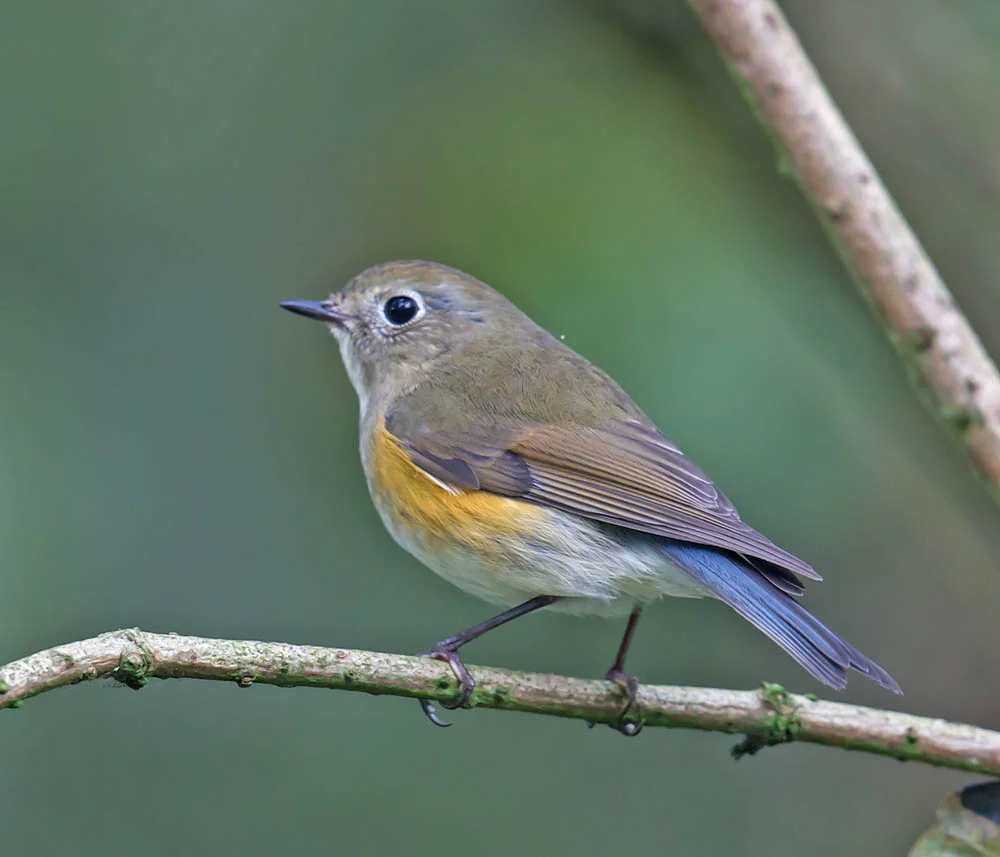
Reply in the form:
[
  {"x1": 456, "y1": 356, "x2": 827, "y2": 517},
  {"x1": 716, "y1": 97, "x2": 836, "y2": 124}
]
[
  {"x1": 2, "y1": 628, "x2": 998, "y2": 776},
  {"x1": 678, "y1": 0, "x2": 1000, "y2": 498}
]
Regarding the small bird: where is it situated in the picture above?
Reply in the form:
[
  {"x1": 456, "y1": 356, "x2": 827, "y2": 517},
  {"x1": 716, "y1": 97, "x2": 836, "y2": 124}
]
[{"x1": 282, "y1": 260, "x2": 899, "y2": 730}]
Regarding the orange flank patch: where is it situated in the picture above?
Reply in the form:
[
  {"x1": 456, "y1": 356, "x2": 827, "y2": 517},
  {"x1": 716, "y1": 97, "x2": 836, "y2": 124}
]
[{"x1": 369, "y1": 419, "x2": 545, "y2": 556}]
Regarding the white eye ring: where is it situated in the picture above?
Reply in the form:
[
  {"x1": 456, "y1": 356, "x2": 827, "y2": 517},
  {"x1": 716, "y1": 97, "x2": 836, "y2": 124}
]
[{"x1": 381, "y1": 292, "x2": 423, "y2": 327}]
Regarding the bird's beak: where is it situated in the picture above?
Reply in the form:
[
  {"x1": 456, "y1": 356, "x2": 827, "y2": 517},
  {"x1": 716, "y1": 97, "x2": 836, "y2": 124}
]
[{"x1": 280, "y1": 300, "x2": 349, "y2": 323}]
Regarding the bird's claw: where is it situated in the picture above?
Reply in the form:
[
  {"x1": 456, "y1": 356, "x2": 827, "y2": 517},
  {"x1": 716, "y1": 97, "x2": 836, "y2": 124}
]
[
  {"x1": 416, "y1": 645, "x2": 476, "y2": 727},
  {"x1": 418, "y1": 698, "x2": 453, "y2": 727},
  {"x1": 604, "y1": 667, "x2": 644, "y2": 737}
]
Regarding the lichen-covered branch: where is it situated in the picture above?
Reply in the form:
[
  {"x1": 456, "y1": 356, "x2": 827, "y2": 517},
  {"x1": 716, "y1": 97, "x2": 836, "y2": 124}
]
[
  {"x1": 680, "y1": 0, "x2": 1000, "y2": 497},
  {"x1": 1, "y1": 628, "x2": 998, "y2": 775}
]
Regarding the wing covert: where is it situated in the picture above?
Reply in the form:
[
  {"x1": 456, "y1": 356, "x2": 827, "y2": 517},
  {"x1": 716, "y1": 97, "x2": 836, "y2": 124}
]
[{"x1": 386, "y1": 413, "x2": 819, "y2": 584}]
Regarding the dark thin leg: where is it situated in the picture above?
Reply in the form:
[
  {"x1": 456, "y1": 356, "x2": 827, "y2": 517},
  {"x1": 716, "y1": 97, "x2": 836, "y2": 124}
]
[
  {"x1": 609, "y1": 605, "x2": 643, "y2": 676},
  {"x1": 604, "y1": 606, "x2": 644, "y2": 736},
  {"x1": 418, "y1": 595, "x2": 562, "y2": 727}
]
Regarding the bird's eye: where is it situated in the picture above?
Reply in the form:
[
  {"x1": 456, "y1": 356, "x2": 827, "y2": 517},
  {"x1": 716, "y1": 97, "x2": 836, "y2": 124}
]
[{"x1": 383, "y1": 294, "x2": 419, "y2": 326}]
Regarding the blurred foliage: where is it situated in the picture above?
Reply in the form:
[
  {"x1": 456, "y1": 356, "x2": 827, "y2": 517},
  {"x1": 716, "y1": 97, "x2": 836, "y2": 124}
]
[
  {"x1": 909, "y1": 783, "x2": 1000, "y2": 856},
  {"x1": 0, "y1": 1, "x2": 998, "y2": 856}
]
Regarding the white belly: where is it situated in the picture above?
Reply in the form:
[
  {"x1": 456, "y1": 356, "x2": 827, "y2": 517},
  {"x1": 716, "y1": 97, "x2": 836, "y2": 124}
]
[{"x1": 375, "y1": 495, "x2": 710, "y2": 618}]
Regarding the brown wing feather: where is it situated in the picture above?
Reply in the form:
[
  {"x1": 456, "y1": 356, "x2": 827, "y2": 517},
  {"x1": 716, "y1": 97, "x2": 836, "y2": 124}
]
[{"x1": 387, "y1": 414, "x2": 820, "y2": 584}]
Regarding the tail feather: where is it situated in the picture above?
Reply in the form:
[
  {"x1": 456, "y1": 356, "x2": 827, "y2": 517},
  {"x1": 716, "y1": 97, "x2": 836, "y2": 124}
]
[
  {"x1": 662, "y1": 541, "x2": 901, "y2": 694},
  {"x1": 745, "y1": 556, "x2": 810, "y2": 596}
]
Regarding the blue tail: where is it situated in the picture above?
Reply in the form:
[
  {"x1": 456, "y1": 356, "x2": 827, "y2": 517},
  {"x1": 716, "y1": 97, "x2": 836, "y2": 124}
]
[{"x1": 662, "y1": 541, "x2": 900, "y2": 693}]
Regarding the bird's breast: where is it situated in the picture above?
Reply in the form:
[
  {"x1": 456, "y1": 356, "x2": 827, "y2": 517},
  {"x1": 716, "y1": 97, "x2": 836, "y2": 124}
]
[
  {"x1": 363, "y1": 417, "x2": 546, "y2": 563},
  {"x1": 359, "y1": 416, "x2": 704, "y2": 611}
]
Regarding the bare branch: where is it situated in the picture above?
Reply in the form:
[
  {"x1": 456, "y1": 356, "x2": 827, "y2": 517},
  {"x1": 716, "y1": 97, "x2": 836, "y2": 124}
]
[
  {"x1": 677, "y1": 0, "x2": 1000, "y2": 497},
  {"x1": 1, "y1": 629, "x2": 997, "y2": 775}
]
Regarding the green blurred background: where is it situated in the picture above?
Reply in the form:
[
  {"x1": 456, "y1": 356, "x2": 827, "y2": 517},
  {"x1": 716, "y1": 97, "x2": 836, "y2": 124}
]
[{"x1": 2, "y1": 2, "x2": 998, "y2": 854}]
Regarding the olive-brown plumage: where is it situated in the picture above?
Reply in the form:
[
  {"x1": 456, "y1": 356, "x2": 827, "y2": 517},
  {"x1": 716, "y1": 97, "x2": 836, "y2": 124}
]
[{"x1": 282, "y1": 260, "x2": 899, "y2": 729}]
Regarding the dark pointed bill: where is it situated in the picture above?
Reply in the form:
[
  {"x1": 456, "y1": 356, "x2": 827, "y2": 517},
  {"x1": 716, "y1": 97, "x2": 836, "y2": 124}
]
[{"x1": 280, "y1": 300, "x2": 347, "y2": 323}]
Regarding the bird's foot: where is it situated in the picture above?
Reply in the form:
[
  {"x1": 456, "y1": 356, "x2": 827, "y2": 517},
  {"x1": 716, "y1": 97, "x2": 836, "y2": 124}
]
[
  {"x1": 416, "y1": 644, "x2": 476, "y2": 728},
  {"x1": 604, "y1": 667, "x2": 644, "y2": 737}
]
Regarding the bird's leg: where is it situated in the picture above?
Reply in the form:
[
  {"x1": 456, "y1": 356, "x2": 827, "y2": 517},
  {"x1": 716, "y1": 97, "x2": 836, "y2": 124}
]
[
  {"x1": 603, "y1": 605, "x2": 644, "y2": 736},
  {"x1": 417, "y1": 595, "x2": 562, "y2": 727}
]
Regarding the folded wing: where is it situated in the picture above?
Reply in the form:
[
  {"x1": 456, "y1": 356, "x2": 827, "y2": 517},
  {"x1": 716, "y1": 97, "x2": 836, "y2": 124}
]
[{"x1": 389, "y1": 413, "x2": 819, "y2": 593}]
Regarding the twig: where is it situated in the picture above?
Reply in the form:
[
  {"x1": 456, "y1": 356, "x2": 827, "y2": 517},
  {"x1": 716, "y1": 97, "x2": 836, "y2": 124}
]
[
  {"x1": 1, "y1": 629, "x2": 997, "y2": 775},
  {"x1": 680, "y1": 0, "x2": 1000, "y2": 497}
]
